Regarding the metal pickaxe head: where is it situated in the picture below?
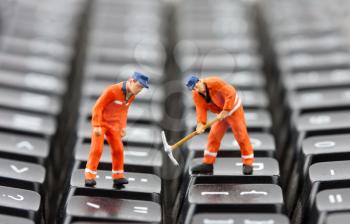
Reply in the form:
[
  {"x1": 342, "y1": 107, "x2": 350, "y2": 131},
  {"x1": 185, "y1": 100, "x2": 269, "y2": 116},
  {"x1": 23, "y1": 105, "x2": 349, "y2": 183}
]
[{"x1": 161, "y1": 131, "x2": 179, "y2": 166}]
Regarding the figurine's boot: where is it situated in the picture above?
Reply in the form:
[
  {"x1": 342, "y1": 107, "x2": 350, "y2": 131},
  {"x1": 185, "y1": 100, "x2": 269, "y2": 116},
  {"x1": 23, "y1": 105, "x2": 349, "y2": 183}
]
[
  {"x1": 113, "y1": 178, "x2": 129, "y2": 186},
  {"x1": 191, "y1": 163, "x2": 213, "y2": 173},
  {"x1": 85, "y1": 179, "x2": 97, "y2": 187},
  {"x1": 242, "y1": 164, "x2": 253, "y2": 175}
]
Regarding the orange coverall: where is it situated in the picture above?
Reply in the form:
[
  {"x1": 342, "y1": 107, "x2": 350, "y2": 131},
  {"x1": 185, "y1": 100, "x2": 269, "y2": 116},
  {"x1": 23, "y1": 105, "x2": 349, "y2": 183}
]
[
  {"x1": 85, "y1": 81, "x2": 135, "y2": 180},
  {"x1": 193, "y1": 77, "x2": 254, "y2": 166}
]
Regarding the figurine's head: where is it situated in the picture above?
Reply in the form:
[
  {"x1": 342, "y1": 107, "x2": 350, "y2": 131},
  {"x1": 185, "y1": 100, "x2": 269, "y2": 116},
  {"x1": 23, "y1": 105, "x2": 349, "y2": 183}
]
[
  {"x1": 129, "y1": 72, "x2": 149, "y2": 95},
  {"x1": 186, "y1": 75, "x2": 205, "y2": 94}
]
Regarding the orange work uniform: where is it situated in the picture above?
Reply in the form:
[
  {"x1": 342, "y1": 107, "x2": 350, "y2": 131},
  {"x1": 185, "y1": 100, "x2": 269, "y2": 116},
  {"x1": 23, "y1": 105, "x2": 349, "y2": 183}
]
[
  {"x1": 85, "y1": 81, "x2": 135, "y2": 180},
  {"x1": 192, "y1": 77, "x2": 254, "y2": 166}
]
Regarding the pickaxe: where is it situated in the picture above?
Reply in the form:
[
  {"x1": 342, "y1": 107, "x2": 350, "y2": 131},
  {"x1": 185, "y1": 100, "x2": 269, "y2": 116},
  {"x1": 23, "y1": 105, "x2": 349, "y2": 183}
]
[{"x1": 161, "y1": 117, "x2": 220, "y2": 166}]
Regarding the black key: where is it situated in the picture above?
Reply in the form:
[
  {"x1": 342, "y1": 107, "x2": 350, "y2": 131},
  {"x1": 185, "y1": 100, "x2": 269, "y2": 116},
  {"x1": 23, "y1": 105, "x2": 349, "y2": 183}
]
[
  {"x1": 182, "y1": 183, "x2": 284, "y2": 222},
  {"x1": 190, "y1": 158, "x2": 280, "y2": 184},
  {"x1": 191, "y1": 213, "x2": 290, "y2": 224},
  {"x1": 297, "y1": 160, "x2": 350, "y2": 223},
  {"x1": 296, "y1": 110, "x2": 350, "y2": 134},
  {"x1": 75, "y1": 143, "x2": 162, "y2": 174},
  {"x1": 85, "y1": 63, "x2": 163, "y2": 82},
  {"x1": 0, "y1": 52, "x2": 69, "y2": 77},
  {"x1": 0, "y1": 109, "x2": 56, "y2": 136},
  {"x1": 284, "y1": 69, "x2": 350, "y2": 90},
  {"x1": 71, "y1": 170, "x2": 161, "y2": 202},
  {"x1": 0, "y1": 69, "x2": 66, "y2": 95},
  {"x1": 0, "y1": 186, "x2": 41, "y2": 217},
  {"x1": 311, "y1": 188, "x2": 350, "y2": 224},
  {"x1": 287, "y1": 88, "x2": 350, "y2": 111},
  {"x1": 179, "y1": 53, "x2": 262, "y2": 72},
  {"x1": 309, "y1": 160, "x2": 350, "y2": 185},
  {"x1": 188, "y1": 132, "x2": 275, "y2": 157},
  {"x1": 276, "y1": 34, "x2": 348, "y2": 55},
  {"x1": 83, "y1": 80, "x2": 163, "y2": 103},
  {"x1": 0, "y1": 87, "x2": 61, "y2": 115},
  {"x1": 82, "y1": 99, "x2": 162, "y2": 124},
  {"x1": 178, "y1": 38, "x2": 258, "y2": 55},
  {"x1": 89, "y1": 47, "x2": 165, "y2": 68},
  {"x1": 186, "y1": 109, "x2": 272, "y2": 132},
  {"x1": 1, "y1": 36, "x2": 74, "y2": 62},
  {"x1": 0, "y1": 131, "x2": 49, "y2": 162},
  {"x1": 326, "y1": 212, "x2": 350, "y2": 224},
  {"x1": 0, "y1": 158, "x2": 45, "y2": 188},
  {"x1": 301, "y1": 134, "x2": 350, "y2": 175},
  {"x1": 185, "y1": 89, "x2": 269, "y2": 109},
  {"x1": 78, "y1": 120, "x2": 161, "y2": 146},
  {"x1": 66, "y1": 196, "x2": 161, "y2": 223},
  {"x1": 0, "y1": 214, "x2": 34, "y2": 224}
]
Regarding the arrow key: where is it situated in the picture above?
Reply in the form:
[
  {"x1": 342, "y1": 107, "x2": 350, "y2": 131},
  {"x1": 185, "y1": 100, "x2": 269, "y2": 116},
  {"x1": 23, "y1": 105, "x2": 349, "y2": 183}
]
[{"x1": 0, "y1": 158, "x2": 46, "y2": 191}]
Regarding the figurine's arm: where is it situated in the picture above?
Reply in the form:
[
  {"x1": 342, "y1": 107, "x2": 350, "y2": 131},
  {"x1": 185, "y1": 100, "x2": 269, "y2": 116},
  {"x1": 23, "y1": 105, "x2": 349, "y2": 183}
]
[{"x1": 92, "y1": 85, "x2": 116, "y2": 127}]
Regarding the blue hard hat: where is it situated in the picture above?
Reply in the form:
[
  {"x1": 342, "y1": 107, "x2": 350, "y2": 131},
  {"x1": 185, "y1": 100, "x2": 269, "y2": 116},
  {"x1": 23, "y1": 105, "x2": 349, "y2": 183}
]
[
  {"x1": 132, "y1": 71, "x2": 149, "y2": 88},
  {"x1": 185, "y1": 75, "x2": 199, "y2": 90}
]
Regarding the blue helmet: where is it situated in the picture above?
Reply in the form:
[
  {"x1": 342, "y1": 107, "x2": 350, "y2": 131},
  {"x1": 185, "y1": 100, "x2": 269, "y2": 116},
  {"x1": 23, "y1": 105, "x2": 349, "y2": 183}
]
[
  {"x1": 185, "y1": 75, "x2": 199, "y2": 90},
  {"x1": 132, "y1": 71, "x2": 149, "y2": 88}
]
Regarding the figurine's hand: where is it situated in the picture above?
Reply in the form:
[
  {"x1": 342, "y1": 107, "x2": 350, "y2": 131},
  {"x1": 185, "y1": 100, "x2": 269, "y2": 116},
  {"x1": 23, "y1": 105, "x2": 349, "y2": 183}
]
[
  {"x1": 93, "y1": 127, "x2": 102, "y2": 136},
  {"x1": 121, "y1": 128, "x2": 126, "y2": 137},
  {"x1": 217, "y1": 110, "x2": 229, "y2": 121},
  {"x1": 196, "y1": 123, "x2": 205, "y2": 134}
]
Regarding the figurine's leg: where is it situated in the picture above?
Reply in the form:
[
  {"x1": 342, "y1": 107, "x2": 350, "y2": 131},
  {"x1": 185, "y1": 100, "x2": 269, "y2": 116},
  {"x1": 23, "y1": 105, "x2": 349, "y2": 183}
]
[
  {"x1": 228, "y1": 106, "x2": 254, "y2": 166},
  {"x1": 203, "y1": 120, "x2": 229, "y2": 164},
  {"x1": 106, "y1": 130, "x2": 125, "y2": 180},
  {"x1": 85, "y1": 127, "x2": 106, "y2": 180}
]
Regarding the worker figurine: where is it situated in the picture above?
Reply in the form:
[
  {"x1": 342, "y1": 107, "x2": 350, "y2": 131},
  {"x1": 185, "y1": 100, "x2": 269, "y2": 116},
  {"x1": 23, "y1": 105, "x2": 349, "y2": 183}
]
[
  {"x1": 186, "y1": 75, "x2": 254, "y2": 175},
  {"x1": 85, "y1": 72, "x2": 149, "y2": 187}
]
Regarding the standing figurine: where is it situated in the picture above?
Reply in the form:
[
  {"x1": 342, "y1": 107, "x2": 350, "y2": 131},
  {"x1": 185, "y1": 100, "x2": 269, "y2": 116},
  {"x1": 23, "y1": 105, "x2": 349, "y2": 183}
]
[
  {"x1": 85, "y1": 72, "x2": 149, "y2": 187},
  {"x1": 186, "y1": 75, "x2": 254, "y2": 175}
]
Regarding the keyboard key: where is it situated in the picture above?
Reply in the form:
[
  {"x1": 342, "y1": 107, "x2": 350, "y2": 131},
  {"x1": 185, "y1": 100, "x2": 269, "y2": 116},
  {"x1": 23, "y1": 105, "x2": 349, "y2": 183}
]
[
  {"x1": 188, "y1": 132, "x2": 275, "y2": 157},
  {"x1": 296, "y1": 110, "x2": 350, "y2": 133},
  {"x1": 284, "y1": 69, "x2": 350, "y2": 90},
  {"x1": 75, "y1": 143, "x2": 162, "y2": 174},
  {"x1": 288, "y1": 88, "x2": 350, "y2": 111},
  {"x1": 0, "y1": 214, "x2": 34, "y2": 224},
  {"x1": 191, "y1": 213, "x2": 290, "y2": 224},
  {"x1": 326, "y1": 212, "x2": 350, "y2": 224},
  {"x1": 71, "y1": 170, "x2": 161, "y2": 202},
  {"x1": 0, "y1": 109, "x2": 56, "y2": 136},
  {"x1": 0, "y1": 87, "x2": 61, "y2": 115},
  {"x1": 83, "y1": 80, "x2": 163, "y2": 103},
  {"x1": 0, "y1": 70, "x2": 66, "y2": 95},
  {"x1": 0, "y1": 185, "x2": 41, "y2": 216},
  {"x1": 66, "y1": 196, "x2": 161, "y2": 223},
  {"x1": 186, "y1": 109, "x2": 272, "y2": 132},
  {"x1": 0, "y1": 158, "x2": 46, "y2": 188},
  {"x1": 190, "y1": 158, "x2": 280, "y2": 184},
  {"x1": 82, "y1": 99, "x2": 163, "y2": 124},
  {"x1": 311, "y1": 188, "x2": 350, "y2": 224},
  {"x1": 79, "y1": 120, "x2": 161, "y2": 146},
  {"x1": 0, "y1": 131, "x2": 49, "y2": 162},
  {"x1": 188, "y1": 183, "x2": 283, "y2": 211}
]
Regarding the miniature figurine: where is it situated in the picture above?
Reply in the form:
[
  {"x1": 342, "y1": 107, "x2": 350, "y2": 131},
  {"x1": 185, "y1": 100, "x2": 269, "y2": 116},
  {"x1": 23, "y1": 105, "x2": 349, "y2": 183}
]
[
  {"x1": 85, "y1": 72, "x2": 149, "y2": 187},
  {"x1": 186, "y1": 75, "x2": 254, "y2": 175}
]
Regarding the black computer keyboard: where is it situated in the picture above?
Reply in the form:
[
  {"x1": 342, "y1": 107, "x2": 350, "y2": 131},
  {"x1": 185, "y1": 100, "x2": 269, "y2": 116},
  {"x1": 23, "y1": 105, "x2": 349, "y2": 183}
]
[{"x1": 0, "y1": 0, "x2": 350, "y2": 223}]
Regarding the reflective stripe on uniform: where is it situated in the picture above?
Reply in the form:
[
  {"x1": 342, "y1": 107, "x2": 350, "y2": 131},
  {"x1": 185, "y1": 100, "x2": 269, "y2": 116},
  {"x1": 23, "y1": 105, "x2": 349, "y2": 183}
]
[
  {"x1": 242, "y1": 153, "x2": 254, "y2": 159},
  {"x1": 228, "y1": 96, "x2": 242, "y2": 115},
  {"x1": 85, "y1": 168, "x2": 97, "y2": 174},
  {"x1": 114, "y1": 100, "x2": 123, "y2": 105},
  {"x1": 204, "y1": 150, "x2": 217, "y2": 157},
  {"x1": 112, "y1": 170, "x2": 124, "y2": 174}
]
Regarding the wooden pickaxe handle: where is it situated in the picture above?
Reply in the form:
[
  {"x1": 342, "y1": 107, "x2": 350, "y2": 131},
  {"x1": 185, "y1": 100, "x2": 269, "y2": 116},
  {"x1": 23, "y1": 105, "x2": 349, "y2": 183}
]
[{"x1": 170, "y1": 117, "x2": 221, "y2": 150}]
